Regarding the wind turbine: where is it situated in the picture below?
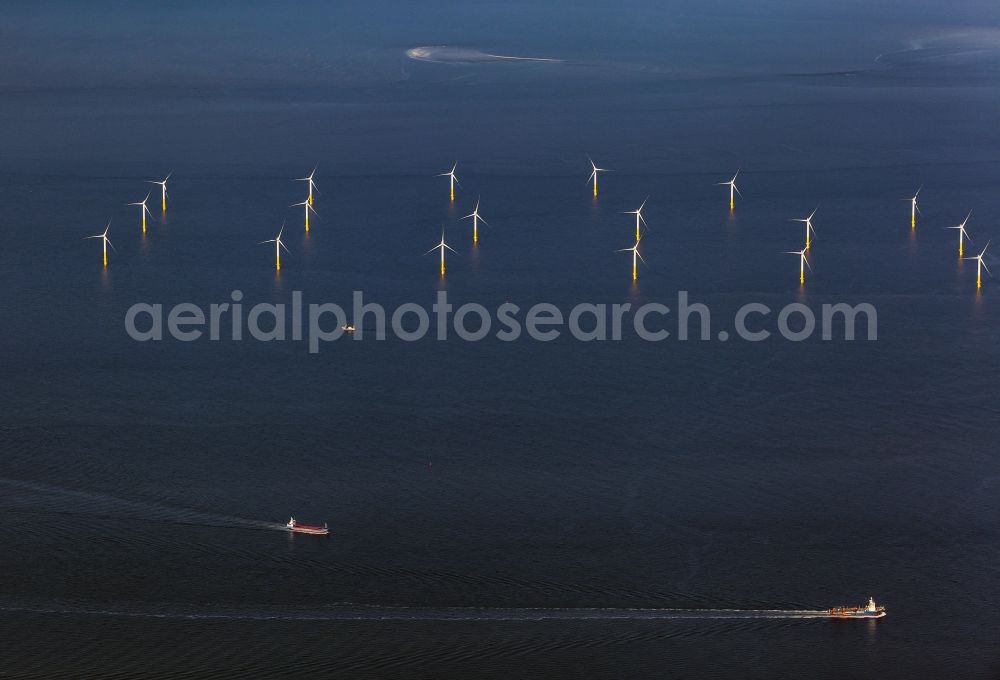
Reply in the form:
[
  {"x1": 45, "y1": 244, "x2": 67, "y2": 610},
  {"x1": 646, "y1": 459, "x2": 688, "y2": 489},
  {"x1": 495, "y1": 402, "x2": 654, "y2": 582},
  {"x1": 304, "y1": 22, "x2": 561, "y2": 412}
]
[
  {"x1": 296, "y1": 166, "x2": 318, "y2": 206},
  {"x1": 291, "y1": 199, "x2": 318, "y2": 233},
  {"x1": 624, "y1": 197, "x2": 649, "y2": 241},
  {"x1": 462, "y1": 197, "x2": 489, "y2": 244},
  {"x1": 425, "y1": 229, "x2": 458, "y2": 276},
  {"x1": 792, "y1": 207, "x2": 818, "y2": 250},
  {"x1": 948, "y1": 210, "x2": 973, "y2": 256},
  {"x1": 617, "y1": 238, "x2": 647, "y2": 281},
  {"x1": 963, "y1": 241, "x2": 991, "y2": 289},
  {"x1": 906, "y1": 186, "x2": 921, "y2": 229},
  {"x1": 587, "y1": 157, "x2": 609, "y2": 198},
  {"x1": 716, "y1": 169, "x2": 742, "y2": 211},
  {"x1": 128, "y1": 192, "x2": 153, "y2": 235},
  {"x1": 147, "y1": 172, "x2": 171, "y2": 212},
  {"x1": 437, "y1": 162, "x2": 460, "y2": 201},
  {"x1": 784, "y1": 247, "x2": 811, "y2": 284},
  {"x1": 259, "y1": 223, "x2": 289, "y2": 271},
  {"x1": 85, "y1": 221, "x2": 115, "y2": 268}
]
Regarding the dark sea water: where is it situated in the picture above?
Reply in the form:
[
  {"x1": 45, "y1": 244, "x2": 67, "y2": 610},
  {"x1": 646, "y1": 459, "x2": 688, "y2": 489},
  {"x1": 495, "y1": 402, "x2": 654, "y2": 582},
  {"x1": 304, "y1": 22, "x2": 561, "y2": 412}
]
[{"x1": 2, "y1": 2, "x2": 1000, "y2": 678}]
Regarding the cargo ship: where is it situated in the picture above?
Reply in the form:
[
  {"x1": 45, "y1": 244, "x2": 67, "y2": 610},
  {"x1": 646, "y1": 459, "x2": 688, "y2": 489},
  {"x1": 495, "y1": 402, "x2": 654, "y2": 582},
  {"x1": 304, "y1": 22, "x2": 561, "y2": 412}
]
[
  {"x1": 829, "y1": 597, "x2": 885, "y2": 618},
  {"x1": 286, "y1": 517, "x2": 329, "y2": 536}
]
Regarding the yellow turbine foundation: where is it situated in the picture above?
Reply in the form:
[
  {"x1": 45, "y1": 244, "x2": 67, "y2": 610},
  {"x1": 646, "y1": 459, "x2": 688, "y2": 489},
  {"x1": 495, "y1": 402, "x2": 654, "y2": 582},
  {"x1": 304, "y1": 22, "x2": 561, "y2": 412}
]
[
  {"x1": 103, "y1": 248, "x2": 108, "y2": 268},
  {"x1": 474, "y1": 222, "x2": 478, "y2": 244},
  {"x1": 593, "y1": 177, "x2": 598, "y2": 197},
  {"x1": 142, "y1": 213, "x2": 147, "y2": 235}
]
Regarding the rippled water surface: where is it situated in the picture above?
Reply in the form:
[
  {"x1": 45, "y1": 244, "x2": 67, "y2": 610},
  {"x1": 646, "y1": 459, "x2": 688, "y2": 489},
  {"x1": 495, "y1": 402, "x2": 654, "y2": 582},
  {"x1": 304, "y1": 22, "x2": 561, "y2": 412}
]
[{"x1": 1, "y1": 1, "x2": 999, "y2": 678}]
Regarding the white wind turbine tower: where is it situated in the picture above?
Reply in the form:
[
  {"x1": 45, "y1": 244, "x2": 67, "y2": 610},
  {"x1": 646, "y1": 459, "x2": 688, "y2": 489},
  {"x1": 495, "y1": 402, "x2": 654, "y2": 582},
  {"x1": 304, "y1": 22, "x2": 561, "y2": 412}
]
[
  {"x1": 425, "y1": 229, "x2": 458, "y2": 276},
  {"x1": 259, "y1": 223, "x2": 289, "y2": 271},
  {"x1": 587, "y1": 157, "x2": 609, "y2": 197},
  {"x1": 792, "y1": 207, "x2": 818, "y2": 250},
  {"x1": 617, "y1": 238, "x2": 647, "y2": 281},
  {"x1": 462, "y1": 197, "x2": 489, "y2": 244},
  {"x1": 624, "y1": 197, "x2": 649, "y2": 241},
  {"x1": 296, "y1": 166, "x2": 319, "y2": 206},
  {"x1": 784, "y1": 247, "x2": 811, "y2": 284},
  {"x1": 716, "y1": 169, "x2": 742, "y2": 211},
  {"x1": 148, "y1": 172, "x2": 171, "y2": 212},
  {"x1": 128, "y1": 192, "x2": 154, "y2": 235},
  {"x1": 906, "y1": 186, "x2": 921, "y2": 229},
  {"x1": 963, "y1": 241, "x2": 991, "y2": 290},
  {"x1": 85, "y1": 221, "x2": 116, "y2": 268},
  {"x1": 948, "y1": 210, "x2": 972, "y2": 256},
  {"x1": 437, "y1": 162, "x2": 460, "y2": 201},
  {"x1": 291, "y1": 199, "x2": 318, "y2": 233}
]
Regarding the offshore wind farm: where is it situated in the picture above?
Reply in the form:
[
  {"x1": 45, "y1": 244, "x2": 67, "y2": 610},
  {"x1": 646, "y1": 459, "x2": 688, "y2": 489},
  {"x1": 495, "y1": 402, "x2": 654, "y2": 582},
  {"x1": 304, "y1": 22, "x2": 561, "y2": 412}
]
[{"x1": 2, "y1": 2, "x2": 1000, "y2": 679}]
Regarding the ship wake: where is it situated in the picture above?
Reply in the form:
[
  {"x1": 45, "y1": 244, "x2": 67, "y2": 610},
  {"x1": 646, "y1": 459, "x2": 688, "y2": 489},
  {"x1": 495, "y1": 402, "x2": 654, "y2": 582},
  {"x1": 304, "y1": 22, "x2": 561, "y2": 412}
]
[
  {"x1": 0, "y1": 478, "x2": 283, "y2": 532},
  {"x1": 0, "y1": 598, "x2": 831, "y2": 622}
]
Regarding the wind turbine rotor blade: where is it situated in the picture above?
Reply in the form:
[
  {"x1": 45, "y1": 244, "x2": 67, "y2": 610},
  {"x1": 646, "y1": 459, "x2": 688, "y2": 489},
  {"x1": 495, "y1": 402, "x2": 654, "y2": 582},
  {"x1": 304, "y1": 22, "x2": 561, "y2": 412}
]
[
  {"x1": 635, "y1": 250, "x2": 648, "y2": 266},
  {"x1": 734, "y1": 185, "x2": 743, "y2": 198},
  {"x1": 444, "y1": 243, "x2": 459, "y2": 255}
]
